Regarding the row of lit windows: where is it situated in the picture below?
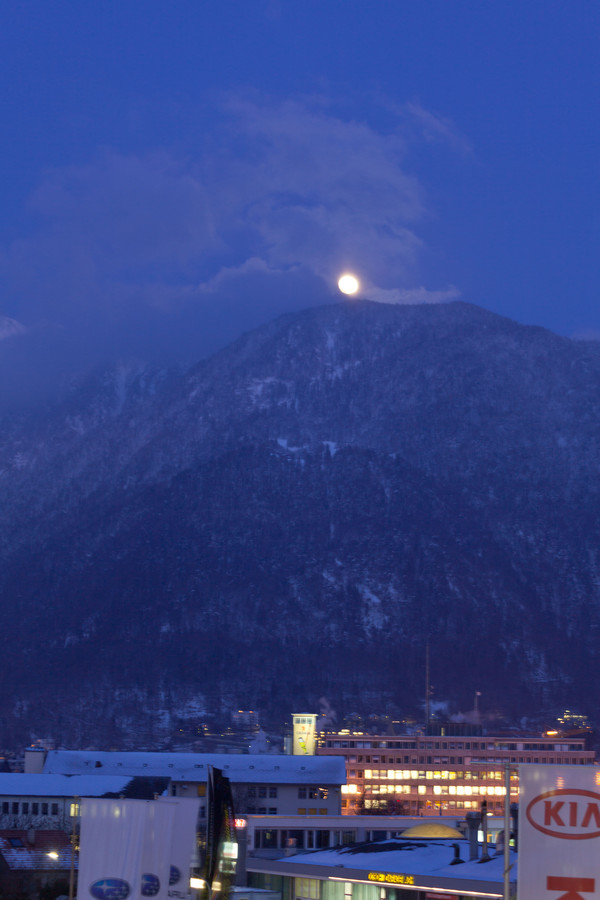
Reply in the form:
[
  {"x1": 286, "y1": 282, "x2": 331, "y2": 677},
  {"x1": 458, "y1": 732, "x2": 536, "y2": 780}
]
[
  {"x1": 361, "y1": 769, "x2": 509, "y2": 781},
  {"x1": 360, "y1": 798, "x2": 501, "y2": 811},
  {"x1": 365, "y1": 784, "x2": 510, "y2": 797}
]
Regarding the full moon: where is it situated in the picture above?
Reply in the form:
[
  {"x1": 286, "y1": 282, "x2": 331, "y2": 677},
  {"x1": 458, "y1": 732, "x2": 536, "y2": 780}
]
[{"x1": 338, "y1": 273, "x2": 360, "y2": 295}]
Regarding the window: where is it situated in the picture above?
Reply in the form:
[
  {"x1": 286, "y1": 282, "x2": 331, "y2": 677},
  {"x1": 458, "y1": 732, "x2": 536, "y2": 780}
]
[
  {"x1": 269, "y1": 787, "x2": 277, "y2": 798},
  {"x1": 248, "y1": 787, "x2": 256, "y2": 798},
  {"x1": 268, "y1": 807, "x2": 277, "y2": 815},
  {"x1": 51, "y1": 803, "x2": 59, "y2": 815},
  {"x1": 258, "y1": 787, "x2": 267, "y2": 799},
  {"x1": 1, "y1": 802, "x2": 7, "y2": 814},
  {"x1": 298, "y1": 787, "x2": 307, "y2": 799},
  {"x1": 70, "y1": 802, "x2": 80, "y2": 817},
  {"x1": 41, "y1": 803, "x2": 48, "y2": 815},
  {"x1": 22, "y1": 802, "x2": 29, "y2": 814},
  {"x1": 12, "y1": 802, "x2": 18, "y2": 814},
  {"x1": 296, "y1": 878, "x2": 319, "y2": 899},
  {"x1": 32, "y1": 802, "x2": 39, "y2": 814}
]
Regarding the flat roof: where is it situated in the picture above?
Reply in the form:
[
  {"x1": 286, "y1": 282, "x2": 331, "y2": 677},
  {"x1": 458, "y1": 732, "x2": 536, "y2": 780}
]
[
  {"x1": 247, "y1": 839, "x2": 516, "y2": 898},
  {"x1": 43, "y1": 752, "x2": 346, "y2": 785},
  {"x1": 0, "y1": 774, "x2": 134, "y2": 797}
]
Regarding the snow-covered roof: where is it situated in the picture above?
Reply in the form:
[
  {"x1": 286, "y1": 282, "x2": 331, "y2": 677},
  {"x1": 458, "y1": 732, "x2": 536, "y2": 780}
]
[
  {"x1": 0, "y1": 774, "x2": 134, "y2": 797},
  {"x1": 43, "y1": 752, "x2": 346, "y2": 785},
  {"x1": 249, "y1": 839, "x2": 516, "y2": 894},
  {"x1": 0, "y1": 830, "x2": 77, "y2": 871}
]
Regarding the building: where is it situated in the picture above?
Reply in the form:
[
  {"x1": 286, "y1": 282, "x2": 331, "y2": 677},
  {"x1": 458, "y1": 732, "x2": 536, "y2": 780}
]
[
  {"x1": 0, "y1": 829, "x2": 76, "y2": 899},
  {"x1": 0, "y1": 774, "x2": 150, "y2": 832},
  {"x1": 246, "y1": 824, "x2": 517, "y2": 900},
  {"x1": 316, "y1": 727, "x2": 595, "y2": 815},
  {"x1": 40, "y1": 751, "x2": 346, "y2": 817}
]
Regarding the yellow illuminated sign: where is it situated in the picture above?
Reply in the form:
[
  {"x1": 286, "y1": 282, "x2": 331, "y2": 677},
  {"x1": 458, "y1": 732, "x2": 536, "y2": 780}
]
[{"x1": 368, "y1": 872, "x2": 415, "y2": 886}]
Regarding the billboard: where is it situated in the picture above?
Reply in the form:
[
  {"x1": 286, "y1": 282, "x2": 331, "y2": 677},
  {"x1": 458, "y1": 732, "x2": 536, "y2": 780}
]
[
  {"x1": 78, "y1": 798, "x2": 175, "y2": 900},
  {"x1": 293, "y1": 714, "x2": 317, "y2": 755},
  {"x1": 519, "y1": 764, "x2": 600, "y2": 899}
]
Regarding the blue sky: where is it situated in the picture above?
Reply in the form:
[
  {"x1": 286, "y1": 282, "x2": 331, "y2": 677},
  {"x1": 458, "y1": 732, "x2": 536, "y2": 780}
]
[{"x1": 1, "y1": 1, "x2": 599, "y2": 402}]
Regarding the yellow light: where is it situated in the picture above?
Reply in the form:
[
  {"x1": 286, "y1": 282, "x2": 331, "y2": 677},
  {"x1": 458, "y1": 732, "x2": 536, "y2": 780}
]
[
  {"x1": 338, "y1": 274, "x2": 360, "y2": 295},
  {"x1": 47, "y1": 851, "x2": 59, "y2": 860},
  {"x1": 190, "y1": 878, "x2": 206, "y2": 890}
]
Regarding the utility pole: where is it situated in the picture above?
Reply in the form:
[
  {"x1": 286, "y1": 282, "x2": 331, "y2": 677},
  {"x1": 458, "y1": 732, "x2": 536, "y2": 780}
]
[{"x1": 425, "y1": 641, "x2": 430, "y2": 730}]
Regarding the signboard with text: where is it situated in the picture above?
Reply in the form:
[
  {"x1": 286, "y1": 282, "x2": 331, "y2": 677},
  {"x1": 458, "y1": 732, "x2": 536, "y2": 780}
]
[{"x1": 519, "y1": 765, "x2": 600, "y2": 899}]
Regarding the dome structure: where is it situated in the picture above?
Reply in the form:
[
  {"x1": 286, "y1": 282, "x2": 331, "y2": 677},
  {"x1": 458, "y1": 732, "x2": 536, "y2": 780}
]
[{"x1": 400, "y1": 823, "x2": 464, "y2": 839}]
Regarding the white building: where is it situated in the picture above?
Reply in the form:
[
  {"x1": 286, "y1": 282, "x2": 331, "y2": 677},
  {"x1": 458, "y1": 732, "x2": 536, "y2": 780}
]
[
  {"x1": 0, "y1": 774, "x2": 136, "y2": 831},
  {"x1": 40, "y1": 751, "x2": 346, "y2": 817}
]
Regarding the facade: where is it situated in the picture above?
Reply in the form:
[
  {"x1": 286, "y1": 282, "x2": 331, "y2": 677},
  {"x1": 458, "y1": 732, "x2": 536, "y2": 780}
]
[
  {"x1": 0, "y1": 774, "x2": 138, "y2": 832},
  {"x1": 41, "y1": 751, "x2": 346, "y2": 817},
  {"x1": 316, "y1": 728, "x2": 595, "y2": 815}
]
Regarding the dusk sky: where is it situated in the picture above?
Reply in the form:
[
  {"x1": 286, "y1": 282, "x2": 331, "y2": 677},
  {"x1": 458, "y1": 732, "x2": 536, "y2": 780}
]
[{"x1": 1, "y1": 1, "x2": 599, "y2": 404}]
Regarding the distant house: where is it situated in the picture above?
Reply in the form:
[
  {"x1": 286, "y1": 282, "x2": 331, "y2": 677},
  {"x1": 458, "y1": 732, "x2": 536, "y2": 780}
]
[
  {"x1": 40, "y1": 751, "x2": 346, "y2": 817},
  {"x1": 0, "y1": 829, "x2": 76, "y2": 898},
  {"x1": 0, "y1": 774, "x2": 168, "y2": 833}
]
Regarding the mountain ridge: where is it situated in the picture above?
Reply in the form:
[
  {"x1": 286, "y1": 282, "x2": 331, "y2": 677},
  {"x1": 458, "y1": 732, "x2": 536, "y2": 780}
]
[{"x1": 1, "y1": 300, "x2": 599, "y2": 745}]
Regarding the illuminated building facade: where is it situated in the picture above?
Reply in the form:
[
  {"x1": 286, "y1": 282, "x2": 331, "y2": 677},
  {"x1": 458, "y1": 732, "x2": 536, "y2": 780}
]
[{"x1": 316, "y1": 729, "x2": 595, "y2": 815}]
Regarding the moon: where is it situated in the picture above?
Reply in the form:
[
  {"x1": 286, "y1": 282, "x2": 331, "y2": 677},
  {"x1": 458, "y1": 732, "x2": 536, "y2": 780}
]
[{"x1": 338, "y1": 273, "x2": 360, "y2": 295}]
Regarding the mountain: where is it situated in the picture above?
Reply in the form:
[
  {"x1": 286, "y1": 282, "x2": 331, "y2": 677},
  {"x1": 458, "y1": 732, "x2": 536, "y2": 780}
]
[{"x1": 2, "y1": 300, "x2": 600, "y2": 746}]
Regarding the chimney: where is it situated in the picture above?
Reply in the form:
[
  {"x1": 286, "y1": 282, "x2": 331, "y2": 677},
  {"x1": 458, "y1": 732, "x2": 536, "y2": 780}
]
[
  {"x1": 449, "y1": 843, "x2": 465, "y2": 865},
  {"x1": 465, "y1": 811, "x2": 481, "y2": 861},
  {"x1": 479, "y1": 800, "x2": 491, "y2": 863}
]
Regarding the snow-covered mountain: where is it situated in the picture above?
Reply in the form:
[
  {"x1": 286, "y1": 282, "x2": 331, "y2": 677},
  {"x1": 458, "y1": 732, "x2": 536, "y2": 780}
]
[{"x1": 2, "y1": 300, "x2": 600, "y2": 745}]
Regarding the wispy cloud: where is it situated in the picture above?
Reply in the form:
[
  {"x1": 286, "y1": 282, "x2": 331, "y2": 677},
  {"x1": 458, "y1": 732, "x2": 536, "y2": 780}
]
[
  {"x1": 0, "y1": 92, "x2": 467, "y2": 391},
  {"x1": 0, "y1": 316, "x2": 25, "y2": 341}
]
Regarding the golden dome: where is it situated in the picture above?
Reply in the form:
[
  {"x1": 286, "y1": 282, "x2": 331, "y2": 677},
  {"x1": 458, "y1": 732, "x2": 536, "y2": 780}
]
[{"x1": 400, "y1": 823, "x2": 464, "y2": 839}]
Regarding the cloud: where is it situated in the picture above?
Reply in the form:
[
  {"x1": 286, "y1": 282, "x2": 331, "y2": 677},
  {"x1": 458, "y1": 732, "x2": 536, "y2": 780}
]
[
  {"x1": 0, "y1": 316, "x2": 26, "y2": 341},
  {"x1": 571, "y1": 329, "x2": 600, "y2": 342},
  {"x1": 366, "y1": 284, "x2": 461, "y2": 305},
  {"x1": 0, "y1": 92, "x2": 466, "y2": 401}
]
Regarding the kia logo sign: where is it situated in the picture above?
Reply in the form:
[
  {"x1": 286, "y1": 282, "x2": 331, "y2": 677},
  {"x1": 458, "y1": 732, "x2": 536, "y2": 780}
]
[{"x1": 526, "y1": 789, "x2": 600, "y2": 839}]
